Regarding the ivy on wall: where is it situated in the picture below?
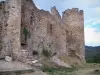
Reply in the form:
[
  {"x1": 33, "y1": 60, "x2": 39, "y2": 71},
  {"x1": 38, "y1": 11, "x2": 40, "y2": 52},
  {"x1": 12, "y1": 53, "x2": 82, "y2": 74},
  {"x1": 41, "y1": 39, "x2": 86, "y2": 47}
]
[{"x1": 23, "y1": 27, "x2": 31, "y2": 40}]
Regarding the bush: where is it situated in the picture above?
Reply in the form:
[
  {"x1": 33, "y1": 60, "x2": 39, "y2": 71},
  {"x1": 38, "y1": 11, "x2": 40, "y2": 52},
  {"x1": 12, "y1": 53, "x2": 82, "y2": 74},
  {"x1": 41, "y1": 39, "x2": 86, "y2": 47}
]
[
  {"x1": 42, "y1": 48, "x2": 52, "y2": 57},
  {"x1": 42, "y1": 66, "x2": 75, "y2": 75},
  {"x1": 23, "y1": 27, "x2": 31, "y2": 39}
]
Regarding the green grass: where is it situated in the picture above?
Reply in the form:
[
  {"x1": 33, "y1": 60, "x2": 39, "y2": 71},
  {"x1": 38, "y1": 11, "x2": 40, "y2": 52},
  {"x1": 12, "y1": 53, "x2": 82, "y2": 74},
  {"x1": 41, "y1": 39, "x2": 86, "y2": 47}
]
[{"x1": 42, "y1": 66, "x2": 76, "y2": 75}]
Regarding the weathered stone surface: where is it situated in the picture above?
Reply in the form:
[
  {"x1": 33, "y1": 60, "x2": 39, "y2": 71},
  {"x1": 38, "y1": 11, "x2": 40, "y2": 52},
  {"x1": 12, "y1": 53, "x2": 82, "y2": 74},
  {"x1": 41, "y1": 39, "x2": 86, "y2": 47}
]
[
  {"x1": 0, "y1": 0, "x2": 21, "y2": 60},
  {"x1": 0, "y1": 0, "x2": 85, "y2": 66},
  {"x1": 5, "y1": 56, "x2": 12, "y2": 62},
  {"x1": 51, "y1": 6, "x2": 61, "y2": 21},
  {"x1": 52, "y1": 56, "x2": 71, "y2": 68},
  {"x1": 0, "y1": 60, "x2": 33, "y2": 72},
  {"x1": 0, "y1": 1, "x2": 5, "y2": 57},
  {"x1": 61, "y1": 8, "x2": 85, "y2": 65}
]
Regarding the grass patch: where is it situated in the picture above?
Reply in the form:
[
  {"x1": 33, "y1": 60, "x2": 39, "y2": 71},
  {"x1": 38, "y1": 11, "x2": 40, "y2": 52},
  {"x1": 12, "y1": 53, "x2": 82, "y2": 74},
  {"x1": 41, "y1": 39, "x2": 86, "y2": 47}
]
[
  {"x1": 42, "y1": 66, "x2": 76, "y2": 75},
  {"x1": 0, "y1": 69, "x2": 34, "y2": 75}
]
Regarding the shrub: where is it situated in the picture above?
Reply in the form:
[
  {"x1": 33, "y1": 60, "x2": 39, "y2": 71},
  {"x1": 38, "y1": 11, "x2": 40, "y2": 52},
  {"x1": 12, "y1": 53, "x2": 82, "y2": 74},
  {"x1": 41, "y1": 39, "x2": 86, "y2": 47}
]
[
  {"x1": 42, "y1": 66, "x2": 76, "y2": 75},
  {"x1": 42, "y1": 48, "x2": 52, "y2": 57},
  {"x1": 23, "y1": 27, "x2": 31, "y2": 39}
]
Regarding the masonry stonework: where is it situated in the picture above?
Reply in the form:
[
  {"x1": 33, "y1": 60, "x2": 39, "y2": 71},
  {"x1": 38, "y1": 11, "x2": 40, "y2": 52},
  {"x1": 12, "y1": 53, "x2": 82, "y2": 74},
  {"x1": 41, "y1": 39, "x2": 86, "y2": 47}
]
[
  {"x1": 0, "y1": 0, "x2": 21, "y2": 59},
  {"x1": 0, "y1": 0, "x2": 85, "y2": 66}
]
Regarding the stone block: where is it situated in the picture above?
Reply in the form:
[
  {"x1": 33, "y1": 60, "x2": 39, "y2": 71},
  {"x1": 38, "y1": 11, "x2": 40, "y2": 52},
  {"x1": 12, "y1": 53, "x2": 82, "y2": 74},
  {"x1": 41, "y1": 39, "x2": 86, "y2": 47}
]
[{"x1": 5, "y1": 56, "x2": 12, "y2": 62}]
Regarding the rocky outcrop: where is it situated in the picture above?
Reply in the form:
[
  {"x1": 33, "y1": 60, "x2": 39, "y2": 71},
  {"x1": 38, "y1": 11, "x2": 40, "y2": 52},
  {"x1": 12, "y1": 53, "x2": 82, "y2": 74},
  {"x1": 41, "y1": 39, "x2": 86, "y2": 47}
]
[{"x1": 0, "y1": 0, "x2": 85, "y2": 66}]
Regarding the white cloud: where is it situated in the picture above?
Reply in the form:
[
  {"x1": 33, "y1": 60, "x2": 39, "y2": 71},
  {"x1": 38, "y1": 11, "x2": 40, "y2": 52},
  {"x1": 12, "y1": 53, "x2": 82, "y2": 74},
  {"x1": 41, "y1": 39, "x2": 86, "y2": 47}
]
[
  {"x1": 0, "y1": 0, "x2": 5, "y2": 1},
  {"x1": 86, "y1": 0, "x2": 99, "y2": 6},
  {"x1": 85, "y1": 18, "x2": 100, "y2": 46},
  {"x1": 62, "y1": 0, "x2": 100, "y2": 8},
  {"x1": 92, "y1": 19, "x2": 100, "y2": 25},
  {"x1": 95, "y1": 7, "x2": 100, "y2": 12},
  {"x1": 85, "y1": 27, "x2": 100, "y2": 46},
  {"x1": 85, "y1": 18, "x2": 100, "y2": 27},
  {"x1": 93, "y1": 7, "x2": 100, "y2": 17}
]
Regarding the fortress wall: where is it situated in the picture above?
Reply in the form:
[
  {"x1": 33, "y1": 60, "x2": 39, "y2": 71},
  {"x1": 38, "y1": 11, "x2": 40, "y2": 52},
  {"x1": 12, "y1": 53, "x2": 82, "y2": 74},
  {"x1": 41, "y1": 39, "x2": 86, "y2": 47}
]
[
  {"x1": 51, "y1": 6, "x2": 68, "y2": 56},
  {"x1": 1, "y1": 0, "x2": 21, "y2": 59},
  {"x1": 0, "y1": 0, "x2": 85, "y2": 66},
  {"x1": 0, "y1": 1, "x2": 5, "y2": 57},
  {"x1": 62, "y1": 8, "x2": 85, "y2": 63}
]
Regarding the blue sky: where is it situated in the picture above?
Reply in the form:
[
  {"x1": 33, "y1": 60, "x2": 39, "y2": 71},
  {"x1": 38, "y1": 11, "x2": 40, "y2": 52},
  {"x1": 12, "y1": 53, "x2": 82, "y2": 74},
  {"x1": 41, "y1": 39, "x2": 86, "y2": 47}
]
[{"x1": 33, "y1": 0, "x2": 100, "y2": 46}]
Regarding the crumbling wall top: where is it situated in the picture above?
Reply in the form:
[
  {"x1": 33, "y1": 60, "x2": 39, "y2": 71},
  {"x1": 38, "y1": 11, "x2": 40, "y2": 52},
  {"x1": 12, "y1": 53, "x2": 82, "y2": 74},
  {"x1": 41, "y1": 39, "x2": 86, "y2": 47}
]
[
  {"x1": 79, "y1": 10, "x2": 84, "y2": 15},
  {"x1": 0, "y1": 1, "x2": 5, "y2": 9},
  {"x1": 62, "y1": 8, "x2": 83, "y2": 15},
  {"x1": 51, "y1": 6, "x2": 61, "y2": 21}
]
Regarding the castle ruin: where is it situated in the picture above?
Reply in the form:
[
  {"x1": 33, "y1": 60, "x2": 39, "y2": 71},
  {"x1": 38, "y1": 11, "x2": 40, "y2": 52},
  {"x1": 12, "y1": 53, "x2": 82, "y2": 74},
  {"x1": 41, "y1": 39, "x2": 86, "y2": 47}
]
[{"x1": 0, "y1": 0, "x2": 85, "y2": 66}]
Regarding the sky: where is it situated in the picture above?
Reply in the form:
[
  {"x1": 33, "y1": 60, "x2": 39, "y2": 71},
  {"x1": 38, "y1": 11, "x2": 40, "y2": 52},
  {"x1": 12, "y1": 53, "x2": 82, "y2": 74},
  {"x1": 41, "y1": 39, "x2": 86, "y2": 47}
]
[
  {"x1": 33, "y1": 0, "x2": 100, "y2": 46},
  {"x1": 0, "y1": 0, "x2": 100, "y2": 46}
]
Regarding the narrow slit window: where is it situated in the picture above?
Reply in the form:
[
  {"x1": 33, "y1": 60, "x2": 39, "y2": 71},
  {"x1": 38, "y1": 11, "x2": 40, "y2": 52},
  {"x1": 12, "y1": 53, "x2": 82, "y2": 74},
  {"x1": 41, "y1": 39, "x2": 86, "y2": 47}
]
[{"x1": 50, "y1": 24, "x2": 52, "y2": 32}]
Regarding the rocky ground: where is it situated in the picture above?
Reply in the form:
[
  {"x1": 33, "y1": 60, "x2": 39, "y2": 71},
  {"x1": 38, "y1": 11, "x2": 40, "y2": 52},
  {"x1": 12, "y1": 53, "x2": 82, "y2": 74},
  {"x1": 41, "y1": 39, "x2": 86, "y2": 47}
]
[
  {"x1": 67, "y1": 63, "x2": 100, "y2": 75},
  {"x1": 42, "y1": 63, "x2": 100, "y2": 75},
  {"x1": 0, "y1": 60, "x2": 100, "y2": 75},
  {"x1": 0, "y1": 60, "x2": 33, "y2": 72}
]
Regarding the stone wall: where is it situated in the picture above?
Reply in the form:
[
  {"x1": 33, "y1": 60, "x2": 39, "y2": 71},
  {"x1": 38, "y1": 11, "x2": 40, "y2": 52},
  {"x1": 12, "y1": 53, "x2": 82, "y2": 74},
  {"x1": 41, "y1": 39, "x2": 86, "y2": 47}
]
[
  {"x1": 1, "y1": 0, "x2": 21, "y2": 59},
  {"x1": 51, "y1": 6, "x2": 68, "y2": 56},
  {"x1": 0, "y1": 0, "x2": 85, "y2": 66},
  {"x1": 21, "y1": 0, "x2": 68, "y2": 60},
  {"x1": 61, "y1": 8, "x2": 85, "y2": 65},
  {"x1": 0, "y1": 1, "x2": 5, "y2": 57}
]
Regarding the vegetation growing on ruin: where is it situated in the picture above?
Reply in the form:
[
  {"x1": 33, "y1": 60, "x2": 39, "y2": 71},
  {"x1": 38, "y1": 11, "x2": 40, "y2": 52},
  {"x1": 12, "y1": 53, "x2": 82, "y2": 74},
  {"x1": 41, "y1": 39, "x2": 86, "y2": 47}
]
[
  {"x1": 42, "y1": 66, "x2": 76, "y2": 75},
  {"x1": 23, "y1": 27, "x2": 31, "y2": 39},
  {"x1": 42, "y1": 48, "x2": 52, "y2": 57}
]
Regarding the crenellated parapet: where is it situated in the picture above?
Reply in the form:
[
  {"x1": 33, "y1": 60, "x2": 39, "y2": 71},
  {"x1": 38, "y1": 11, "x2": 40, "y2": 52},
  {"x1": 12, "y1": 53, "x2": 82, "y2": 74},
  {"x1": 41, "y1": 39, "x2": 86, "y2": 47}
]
[
  {"x1": 62, "y1": 8, "x2": 84, "y2": 29},
  {"x1": 63, "y1": 8, "x2": 83, "y2": 16}
]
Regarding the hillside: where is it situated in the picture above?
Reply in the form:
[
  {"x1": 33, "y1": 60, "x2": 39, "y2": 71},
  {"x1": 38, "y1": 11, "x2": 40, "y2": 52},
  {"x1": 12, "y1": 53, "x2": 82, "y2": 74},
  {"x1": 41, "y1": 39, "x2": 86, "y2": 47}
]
[{"x1": 85, "y1": 46, "x2": 100, "y2": 63}]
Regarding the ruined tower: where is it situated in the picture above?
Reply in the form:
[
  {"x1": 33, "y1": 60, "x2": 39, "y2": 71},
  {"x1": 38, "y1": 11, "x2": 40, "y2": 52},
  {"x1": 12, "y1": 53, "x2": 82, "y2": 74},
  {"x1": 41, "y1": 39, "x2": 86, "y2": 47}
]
[{"x1": 62, "y1": 8, "x2": 85, "y2": 64}]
